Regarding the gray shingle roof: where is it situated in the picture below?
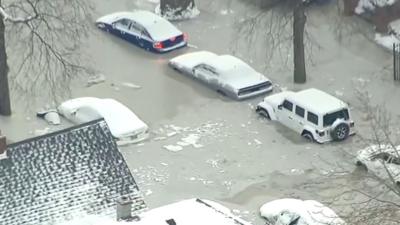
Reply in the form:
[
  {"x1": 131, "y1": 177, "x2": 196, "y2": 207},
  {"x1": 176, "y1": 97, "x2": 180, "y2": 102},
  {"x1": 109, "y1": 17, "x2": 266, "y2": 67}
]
[{"x1": 0, "y1": 119, "x2": 146, "y2": 225}]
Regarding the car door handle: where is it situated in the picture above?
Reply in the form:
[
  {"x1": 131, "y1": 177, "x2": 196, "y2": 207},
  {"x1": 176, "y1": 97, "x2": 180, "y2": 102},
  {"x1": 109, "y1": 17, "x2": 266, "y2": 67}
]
[
  {"x1": 299, "y1": 122, "x2": 304, "y2": 125},
  {"x1": 288, "y1": 116, "x2": 293, "y2": 120}
]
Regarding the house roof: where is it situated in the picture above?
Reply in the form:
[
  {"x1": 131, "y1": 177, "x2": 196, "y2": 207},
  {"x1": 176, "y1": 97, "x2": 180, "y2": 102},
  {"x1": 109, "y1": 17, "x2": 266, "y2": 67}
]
[
  {"x1": 60, "y1": 198, "x2": 253, "y2": 225},
  {"x1": 0, "y1": 119, "x2": 146, "y2": 225}
]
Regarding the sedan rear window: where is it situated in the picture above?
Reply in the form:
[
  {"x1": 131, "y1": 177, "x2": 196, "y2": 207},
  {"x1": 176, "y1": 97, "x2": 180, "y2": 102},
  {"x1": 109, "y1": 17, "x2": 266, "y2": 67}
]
[{"x1": 323, "y1": 109, "x2": 349, "y2": 127}]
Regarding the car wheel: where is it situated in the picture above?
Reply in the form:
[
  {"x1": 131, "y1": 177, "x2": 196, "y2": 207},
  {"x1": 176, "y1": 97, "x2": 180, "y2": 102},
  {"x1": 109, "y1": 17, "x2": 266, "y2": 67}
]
[
  {"x1": 396, "y1": 181, "x2": 400, "y2": 187},
  {"x1": 301, "y1": 131, "x2": 314, "y2": 142},
  {"x1": 217, "y1": 89, "x2": 226, "y2": 96},
  {"x1": 356, "y1": 161, "x2": 368, "y2": 171},
  {"x1": 256, "y1": 107, "x2": 270, "y2": 119},
  {"x1": 331, "y1": 123, "x2": 350, "y2": 141}
]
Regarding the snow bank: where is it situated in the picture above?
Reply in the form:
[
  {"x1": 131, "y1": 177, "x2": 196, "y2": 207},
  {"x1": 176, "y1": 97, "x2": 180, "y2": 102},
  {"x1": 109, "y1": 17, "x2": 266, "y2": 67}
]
[
  {"x1": 374, "y1": 33, "x2": 400, "y2": 52},
  {"x1": 155, "y1": 4, "x2": 199, "y2": 21},
  {"x1": 355, "y1": 0, "x2": 398, "y2": 14}
]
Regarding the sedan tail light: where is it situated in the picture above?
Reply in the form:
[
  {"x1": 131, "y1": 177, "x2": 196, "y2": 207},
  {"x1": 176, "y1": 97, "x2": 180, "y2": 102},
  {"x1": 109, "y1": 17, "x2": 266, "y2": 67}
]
[
  {"x1": 183, "y1": 33, "x2": 189, "y2": 42},
  {"x1": 153, "y1": 42, "x2": 164, "y2": 50}
]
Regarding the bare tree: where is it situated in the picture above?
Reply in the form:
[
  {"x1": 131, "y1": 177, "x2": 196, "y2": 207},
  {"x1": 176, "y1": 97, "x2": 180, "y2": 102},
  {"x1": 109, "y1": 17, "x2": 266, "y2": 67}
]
[
  {"x1": 0, "y1": 0, "x2": 93, "y2": 116},
  {"x1": 235, "y1": 0, "x2": 309, "y2": 84},
  {"x1": 160, "y1": 0, "x2": 196, "y2": 17}
]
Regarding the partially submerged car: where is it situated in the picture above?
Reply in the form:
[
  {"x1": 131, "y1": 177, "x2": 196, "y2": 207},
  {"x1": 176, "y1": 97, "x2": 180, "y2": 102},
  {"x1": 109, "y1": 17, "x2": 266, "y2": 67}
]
[
  {"x1": 260, "y1": 198, "x2": 345, "y2": 225},
  {"x1": 58, "y1": 97, "x2": 149, "y2": 145},
  {"x1": 356, "y1": 145, "x2": 400, "y2": 186},
  {"x1": 169, "y1": 51, "x2": 273, "y2": 100},
  {"x1": 96, "y1": 10, "x2": 187, "y2": 53},
  {"x1": 256, "y1": 88, "x2": 355, "y2": 143}
]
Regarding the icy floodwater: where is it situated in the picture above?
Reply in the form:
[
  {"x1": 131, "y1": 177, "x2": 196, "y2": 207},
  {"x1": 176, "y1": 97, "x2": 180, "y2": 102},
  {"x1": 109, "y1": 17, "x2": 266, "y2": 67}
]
[{"x1": 1, "y1": 0, "x2": 400, "y2": 223}]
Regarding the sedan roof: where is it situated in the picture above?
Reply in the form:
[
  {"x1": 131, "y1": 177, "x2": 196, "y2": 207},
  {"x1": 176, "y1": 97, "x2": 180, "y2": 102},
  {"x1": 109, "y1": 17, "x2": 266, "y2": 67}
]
[{"x1": 205, "y1": 55, "x2": 255, "y2": 76}]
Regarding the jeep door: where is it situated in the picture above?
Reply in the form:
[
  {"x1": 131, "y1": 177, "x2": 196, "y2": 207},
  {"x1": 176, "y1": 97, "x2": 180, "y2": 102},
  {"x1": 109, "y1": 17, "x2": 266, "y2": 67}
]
[
  {"x1": 293, "y1": 105, "x2": 306, "y2": 133},
  {"x1": 279, "y1": 100, "x2": 299, "y2": 133}
]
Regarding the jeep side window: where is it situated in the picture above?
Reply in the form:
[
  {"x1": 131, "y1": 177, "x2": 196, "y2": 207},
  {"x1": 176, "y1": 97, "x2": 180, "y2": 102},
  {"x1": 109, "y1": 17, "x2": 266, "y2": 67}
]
[
  {"x1": 295, "y1": 106, "x2": 305, "y2": 118},
  {"x1": 282, "y1": 100, "x2": 293, "y2": 111},
  {"x1": 307, "y1": 111, "x2": 318, "y2": 125}
]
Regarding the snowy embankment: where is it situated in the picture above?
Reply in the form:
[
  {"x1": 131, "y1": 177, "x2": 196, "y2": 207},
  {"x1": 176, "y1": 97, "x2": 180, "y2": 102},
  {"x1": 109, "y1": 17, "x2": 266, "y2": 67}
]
[
  {"x1": 375, "y1": 33, "x2": 400, "y2": 52},
  {"x1": 355, "y1": 0, "x2": 398, "y2": 14},
  {"x1": 155, "y1": 5, "x2": 200, "y2": 21}
]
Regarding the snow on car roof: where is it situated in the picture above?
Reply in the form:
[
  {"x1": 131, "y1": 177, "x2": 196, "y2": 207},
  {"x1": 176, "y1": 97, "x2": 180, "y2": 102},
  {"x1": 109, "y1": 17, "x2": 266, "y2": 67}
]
[
  {"x1": 60, "y1": 199, "x2": 252, "y2": 225},
  {"x1": 260, "y1": 198, "x2": 345, "y2": 225},
  {"x1": 287, "y1": 88, "x2": 348, "y2": 115},
  {"x1": 97, "y1": 10, "x2": 182, "y2": 41},
  {"x1": 59, "y1": 97, "x2": 148, "y2": 138},
  {"x1": 206, "y1": 55, "x2": 255, "y2": 75},
  {"x1": 128, "y1": 10, "x2": 182, "y2": 41}
]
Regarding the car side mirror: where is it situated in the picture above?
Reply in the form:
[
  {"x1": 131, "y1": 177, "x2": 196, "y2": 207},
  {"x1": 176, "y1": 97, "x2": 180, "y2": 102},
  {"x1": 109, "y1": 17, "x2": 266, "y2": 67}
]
[{"x1": 278, "y1": 104, "x2": 283, "y2": 110}]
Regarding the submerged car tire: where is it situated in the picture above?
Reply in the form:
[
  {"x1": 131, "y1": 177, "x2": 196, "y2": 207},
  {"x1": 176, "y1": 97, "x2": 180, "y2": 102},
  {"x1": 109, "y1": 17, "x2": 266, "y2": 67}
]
[
  {"x1": 256, "y1": 107, "x2": 270, "y2": 119},
  {"x1": 331, "y1": 123, "x2": 350, "y2": 141},
  {"x1": 356, "y1": 161, "x2": 368, "y2": 171},
  {"x1": 301, "y1": 131, "x2": 314, "y2": 142}
]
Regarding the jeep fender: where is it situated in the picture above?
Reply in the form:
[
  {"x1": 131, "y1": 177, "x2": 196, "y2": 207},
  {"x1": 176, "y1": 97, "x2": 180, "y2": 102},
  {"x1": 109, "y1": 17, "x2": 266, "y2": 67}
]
[
  {"x1": 301, "y1": 125, "x2": 317, "y2": 139},
  {"x1": 257, "y1": 102, "x2": 277, "y2": 120}
]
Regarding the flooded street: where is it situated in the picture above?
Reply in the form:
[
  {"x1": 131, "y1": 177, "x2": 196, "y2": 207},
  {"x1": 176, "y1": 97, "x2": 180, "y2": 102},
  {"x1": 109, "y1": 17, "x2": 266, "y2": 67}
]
[{"x1": 1, "y1": 0, "x2": 399, "y2": 223}]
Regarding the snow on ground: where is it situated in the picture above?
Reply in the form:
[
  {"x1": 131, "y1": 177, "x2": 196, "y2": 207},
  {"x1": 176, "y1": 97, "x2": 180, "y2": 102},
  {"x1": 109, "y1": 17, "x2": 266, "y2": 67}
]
[
  {"x1": 375, "y1": 33, "x2": 400, "y2": 51},
  {"x1": 355, "y1": 0, "x2": 398, "y2": 14},
  {"x1": 154, "y1": 4, "x2": 200, "y2": 21}
]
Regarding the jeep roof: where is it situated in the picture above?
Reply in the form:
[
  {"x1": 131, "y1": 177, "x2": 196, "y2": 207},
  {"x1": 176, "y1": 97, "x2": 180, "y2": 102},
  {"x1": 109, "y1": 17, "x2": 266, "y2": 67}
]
[{"x1": 286, "y1": 88, "x2": 348, "y2": 115}]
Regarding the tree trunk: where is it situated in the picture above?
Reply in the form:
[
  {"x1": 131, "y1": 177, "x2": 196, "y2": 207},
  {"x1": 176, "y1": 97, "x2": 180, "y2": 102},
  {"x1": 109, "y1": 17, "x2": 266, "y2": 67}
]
[
  {"x1": 160, "y1": 0, "x2": 195, "y2": 16},
  {"x1": 0, "y1": 2, "x2": 11, "y2": 116},
  {"x1": 293, "y1": 0, "x2": 307, "y2": 84}
]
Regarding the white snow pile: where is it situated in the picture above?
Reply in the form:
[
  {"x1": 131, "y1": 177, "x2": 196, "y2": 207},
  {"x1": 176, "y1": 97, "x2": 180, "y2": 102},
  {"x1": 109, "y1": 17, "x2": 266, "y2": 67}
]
[
  {"x1": 58, "y1": 199, "x2": 252, "y2": 225},
  {"x1": 260, "y1": 198, "x2": 345, "y2": 225},
  {"x1": 355, "y1": 0, "x2": 398, "y2": 14},
  {"x1": 389, "y1": 19, "x2": 400, "y2": 36},
  {"x1": 155, "y1": 4, "x2": 199, "y2": 21},
  {"x1": 374, "y1": 33, "x2": 400, "y2": 52},
  {"x1": 86, "y1": 73, "x2": 106, "y2": 87}
]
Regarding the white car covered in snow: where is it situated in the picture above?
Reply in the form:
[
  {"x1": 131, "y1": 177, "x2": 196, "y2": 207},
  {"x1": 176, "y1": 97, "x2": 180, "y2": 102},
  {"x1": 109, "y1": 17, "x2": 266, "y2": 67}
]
[
  {"x1": 169, "y1": 51, "x2": 273, "y2": 100},
  {"x1": 356, "y1": 145, "x2": 400, "y2": 186},
  {"x1": 256, "y1": 88, "x2": 355, "y2": 143},
  {"x1": 58, "y1": 97, "x2": 149, "y2": 145},
  {"x1": 260, "y1": 198, "x2": 345, "y2": 225}
]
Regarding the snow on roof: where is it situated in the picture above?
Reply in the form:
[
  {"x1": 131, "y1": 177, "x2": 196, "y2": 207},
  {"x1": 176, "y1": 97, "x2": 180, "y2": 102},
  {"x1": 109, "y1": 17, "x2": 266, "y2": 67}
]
[
  {"x1": 287, "y1": 88, "x2": 348, "y2": 115},
  {"x1": 60, "y1": 198, "x2": 252, "y2": 225}
]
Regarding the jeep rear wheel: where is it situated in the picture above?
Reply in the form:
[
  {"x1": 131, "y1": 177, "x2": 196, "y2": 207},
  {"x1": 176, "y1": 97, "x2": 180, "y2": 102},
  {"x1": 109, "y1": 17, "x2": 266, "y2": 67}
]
[
  {"x1": 331, "y1": 123, "x2": 350, "y2": 141},
  {"x1": 301, "y1": 131, "x2": 314, "y2": 142},
  {"x1": 256, "y1": 107, "x2": 270, "y2": 119}
]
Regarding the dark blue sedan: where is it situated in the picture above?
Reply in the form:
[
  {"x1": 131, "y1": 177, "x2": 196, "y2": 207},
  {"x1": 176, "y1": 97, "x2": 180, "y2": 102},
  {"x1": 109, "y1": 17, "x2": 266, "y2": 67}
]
[{"x1": 96, "y1": 11, "x2": 188, "y2": 53}]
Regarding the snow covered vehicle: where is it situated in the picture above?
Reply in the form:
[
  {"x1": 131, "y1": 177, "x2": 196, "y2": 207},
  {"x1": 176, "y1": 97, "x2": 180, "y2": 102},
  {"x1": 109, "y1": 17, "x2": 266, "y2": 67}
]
[
  {"x1": 96, "y1": 10, "x2": 187, "y2": 53},
  {"x1": 58, "y1": 97, "x2": 149, "y2": 145},
  {"x1": 356, "y1": 145, "x2": 400, "y2": 186},
  {"x1": 256, "y1": 88, "x2": 355, "y2": 143},
  {"x1": 169, "y1": 51, "x2": 273, "y2": 100},
  {"x1": 260, "y1": 198, "x2": 345, "y2": 225}
]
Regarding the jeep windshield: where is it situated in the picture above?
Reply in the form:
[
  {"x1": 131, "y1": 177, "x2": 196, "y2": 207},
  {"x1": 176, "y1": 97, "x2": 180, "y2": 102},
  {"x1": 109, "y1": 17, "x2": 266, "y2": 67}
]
[{"x1": 323, "y1": 109, "x2": 349, "y2": 127}]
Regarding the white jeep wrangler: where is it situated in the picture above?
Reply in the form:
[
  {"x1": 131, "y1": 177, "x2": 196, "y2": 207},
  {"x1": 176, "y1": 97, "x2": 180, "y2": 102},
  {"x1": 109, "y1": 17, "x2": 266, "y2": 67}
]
[{"x1": 256, "y1": 88, "x2": 355, "y2": 143}]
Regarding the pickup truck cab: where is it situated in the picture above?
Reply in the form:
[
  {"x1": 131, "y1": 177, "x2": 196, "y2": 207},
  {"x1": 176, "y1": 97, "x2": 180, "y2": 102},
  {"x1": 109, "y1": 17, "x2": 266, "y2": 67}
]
[{"x1": 256, "y1": 88, "x2": 355, "y2": 143}]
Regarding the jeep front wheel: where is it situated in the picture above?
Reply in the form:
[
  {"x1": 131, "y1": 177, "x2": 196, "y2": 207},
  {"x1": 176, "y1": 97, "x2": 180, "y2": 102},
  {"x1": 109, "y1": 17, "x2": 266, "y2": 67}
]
[
  {"x1": 331, "y1": 123, "x2": 350, "y2": 141},
  {"x1": 301, "y1": 131, "x2": 314, "y2": 142},
  {"x1": 256, "y1": 107, "x2": 270, "y2": 119}
]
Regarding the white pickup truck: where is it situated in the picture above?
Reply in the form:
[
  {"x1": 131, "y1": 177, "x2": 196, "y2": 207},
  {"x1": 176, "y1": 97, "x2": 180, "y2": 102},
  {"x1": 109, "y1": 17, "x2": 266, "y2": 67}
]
[{"x1": 256, "y1": 88, "x2": 355, "y2": 143}]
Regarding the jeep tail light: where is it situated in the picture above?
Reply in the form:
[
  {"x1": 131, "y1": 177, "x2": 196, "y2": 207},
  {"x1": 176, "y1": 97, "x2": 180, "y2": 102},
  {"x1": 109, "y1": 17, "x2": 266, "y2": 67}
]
[
  {"x1": 153, "y1": 42, "x2": 164, "y2": 49},
  {"x1": 183, "y1": 32, "x2": 188, "y2": 42},
  {"x1": 350, "y1": 122, "x2": 355, "y2": 127}
]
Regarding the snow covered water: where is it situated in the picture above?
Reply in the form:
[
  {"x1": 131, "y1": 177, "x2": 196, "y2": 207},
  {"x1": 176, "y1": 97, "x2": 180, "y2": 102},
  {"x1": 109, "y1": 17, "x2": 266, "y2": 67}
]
[{"x1": 1, "y1": 0, "x2": 400, "y2": 224}]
